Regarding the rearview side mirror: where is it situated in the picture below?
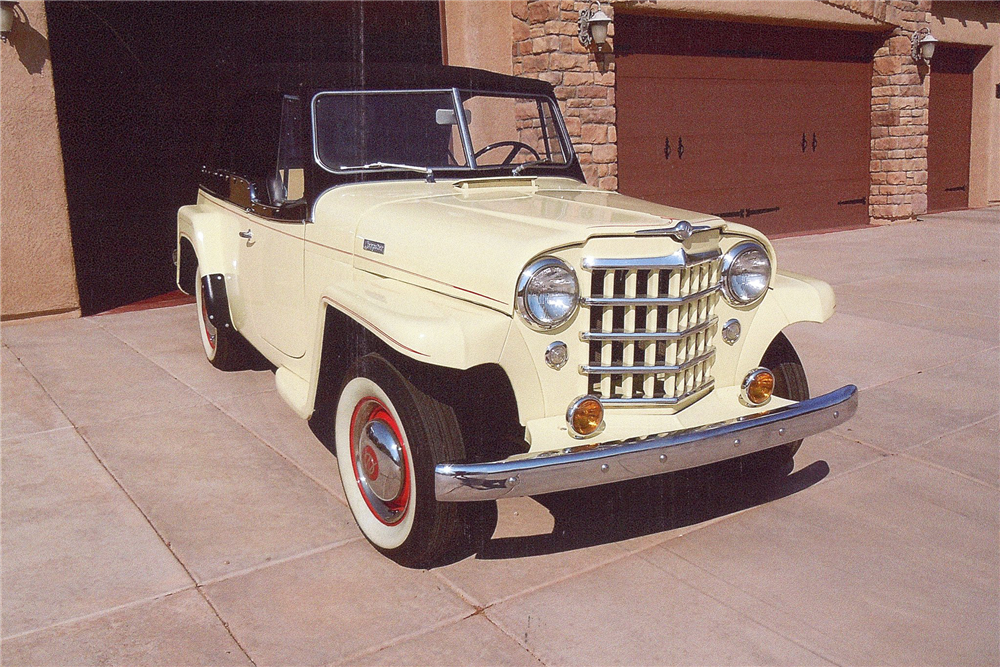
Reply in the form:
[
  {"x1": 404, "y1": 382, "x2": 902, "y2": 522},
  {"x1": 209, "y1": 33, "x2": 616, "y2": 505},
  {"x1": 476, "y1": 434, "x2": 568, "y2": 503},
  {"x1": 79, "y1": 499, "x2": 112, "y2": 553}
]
[{"x1": 436, "y1": 107, "x2": 473, "y2": 126}]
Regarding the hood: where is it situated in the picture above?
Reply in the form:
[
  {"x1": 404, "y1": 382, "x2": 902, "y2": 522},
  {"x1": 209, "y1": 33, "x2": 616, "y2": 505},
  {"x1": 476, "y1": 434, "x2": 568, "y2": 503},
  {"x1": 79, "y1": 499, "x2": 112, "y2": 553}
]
[{"x1": 347, "y1": 177, "x2": 725, "y2": 312}]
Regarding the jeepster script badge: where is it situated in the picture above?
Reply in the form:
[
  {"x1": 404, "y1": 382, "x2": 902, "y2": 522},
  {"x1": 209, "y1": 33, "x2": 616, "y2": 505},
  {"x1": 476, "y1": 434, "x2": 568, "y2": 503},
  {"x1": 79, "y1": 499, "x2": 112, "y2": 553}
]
[{"x1": 363, "y1": 239, "x2": 386, "y2": 255}]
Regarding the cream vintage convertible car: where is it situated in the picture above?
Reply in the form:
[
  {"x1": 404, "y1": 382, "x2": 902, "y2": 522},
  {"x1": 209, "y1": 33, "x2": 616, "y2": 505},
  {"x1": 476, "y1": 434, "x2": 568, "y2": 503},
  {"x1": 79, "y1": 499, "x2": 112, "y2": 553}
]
[{"x1": 176, "y1": 63, "x2": 857, "y2": 566}]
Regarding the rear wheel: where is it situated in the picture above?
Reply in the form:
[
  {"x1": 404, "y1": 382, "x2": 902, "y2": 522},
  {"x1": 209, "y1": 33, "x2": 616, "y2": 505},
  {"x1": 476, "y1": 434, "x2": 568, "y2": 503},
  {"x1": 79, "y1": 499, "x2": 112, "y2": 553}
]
[
  {"x1": 335, "y1": 354, "x2": 473, "y2": 567},
  {"x1": 748, "y1": 332, "x2": 810, "y2": 474},
  {"x1": 195, "y1": 268, "x2": 251, "y2": 371}
]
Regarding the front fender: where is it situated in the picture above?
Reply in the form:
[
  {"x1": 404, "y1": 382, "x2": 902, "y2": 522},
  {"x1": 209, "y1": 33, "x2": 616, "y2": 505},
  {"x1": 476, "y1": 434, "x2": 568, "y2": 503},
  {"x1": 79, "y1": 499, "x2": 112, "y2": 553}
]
[
  {"x1": 318, "y1": 273, "x2": 514, "y2": 369},
  {"x1": 736, "y1": 270, "x2": 836, "y2": 376},
  {"x1": 301, "y1": 273, "x2": 515, "y2": 418}
]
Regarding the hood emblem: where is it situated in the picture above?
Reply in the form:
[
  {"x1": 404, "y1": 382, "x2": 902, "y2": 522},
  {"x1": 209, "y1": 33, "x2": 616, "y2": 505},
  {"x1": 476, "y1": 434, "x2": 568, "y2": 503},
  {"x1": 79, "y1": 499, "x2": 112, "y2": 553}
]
[{"x1": 636, "y1": 220, "x2": 711, "y2": 242}]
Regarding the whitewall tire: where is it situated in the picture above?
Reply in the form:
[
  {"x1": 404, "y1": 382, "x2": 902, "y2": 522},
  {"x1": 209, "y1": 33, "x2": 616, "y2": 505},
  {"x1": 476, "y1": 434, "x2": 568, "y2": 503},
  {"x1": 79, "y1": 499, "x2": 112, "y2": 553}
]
[{"x1": 334, "y1": 354, "x2": 469, "y2": 567}]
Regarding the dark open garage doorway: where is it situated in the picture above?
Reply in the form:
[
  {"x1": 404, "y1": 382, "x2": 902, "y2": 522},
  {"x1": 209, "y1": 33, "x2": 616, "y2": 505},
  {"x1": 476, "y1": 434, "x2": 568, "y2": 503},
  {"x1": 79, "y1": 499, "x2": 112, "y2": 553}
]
[{"x1": 46, "y1": 1, "x2": 442, "y2": 315}]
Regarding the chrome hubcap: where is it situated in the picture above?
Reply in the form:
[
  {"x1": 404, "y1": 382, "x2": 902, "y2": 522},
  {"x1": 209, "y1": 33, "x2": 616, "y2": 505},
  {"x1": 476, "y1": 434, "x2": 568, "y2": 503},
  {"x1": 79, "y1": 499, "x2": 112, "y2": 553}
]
[
  {"x1": 358, "y1": 419, "x2": 405, "y2": 502},
  {"x1": 351, "y1": 399, "x2": 409, "y2": 525}
]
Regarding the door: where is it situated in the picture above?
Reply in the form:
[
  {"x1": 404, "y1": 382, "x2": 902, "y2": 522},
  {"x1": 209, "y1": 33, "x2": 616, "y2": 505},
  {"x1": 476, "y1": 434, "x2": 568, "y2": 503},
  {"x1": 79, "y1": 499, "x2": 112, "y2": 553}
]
[
  {"x1": 927, "y1": 45, "x2": 977, "y2": 213},
  {"x1": 616, "y1": 15, "x2": 877, "y2": 235},
  {"x1": 237, "y1": 95, "x2": 309, "y2": 358}
]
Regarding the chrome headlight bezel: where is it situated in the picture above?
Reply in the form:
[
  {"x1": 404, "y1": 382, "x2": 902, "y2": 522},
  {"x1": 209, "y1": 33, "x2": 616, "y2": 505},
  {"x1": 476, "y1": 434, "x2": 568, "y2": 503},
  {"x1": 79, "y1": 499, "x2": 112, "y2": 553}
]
[
  {"x1": 721, "y1": 241, "x2": 772, "y2": 306},
  {"x1": 516, "y1": 257, "x2": 580, "y2": 331}
]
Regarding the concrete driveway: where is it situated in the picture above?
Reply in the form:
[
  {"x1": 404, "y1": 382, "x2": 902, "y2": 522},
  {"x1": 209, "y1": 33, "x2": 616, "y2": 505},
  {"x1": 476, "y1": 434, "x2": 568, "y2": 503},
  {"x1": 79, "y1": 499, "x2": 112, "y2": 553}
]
[{"x1": 2, "y1": 208, "x2": 997, "y2": 666}]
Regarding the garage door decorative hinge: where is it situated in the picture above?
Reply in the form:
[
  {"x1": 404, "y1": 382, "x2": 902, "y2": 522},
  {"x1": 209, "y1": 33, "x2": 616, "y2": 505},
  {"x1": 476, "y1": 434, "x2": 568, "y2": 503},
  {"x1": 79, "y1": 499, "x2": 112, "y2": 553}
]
[{"x1": 711, "y1": 207, "x2": 780, "y2": 219}]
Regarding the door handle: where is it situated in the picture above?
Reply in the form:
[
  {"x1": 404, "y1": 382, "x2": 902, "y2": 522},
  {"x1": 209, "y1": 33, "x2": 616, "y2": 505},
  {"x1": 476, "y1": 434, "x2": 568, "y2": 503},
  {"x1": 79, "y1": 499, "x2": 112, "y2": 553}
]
[
  {"x1": 239, "y1": 229, "x2": 253, "y2": 240},
  {"x1": 664, "y1": 137, "x2": 671, "y2": 161},
  {"x1": 812, "y1": 132, "x2": 818, "y2": 151}
]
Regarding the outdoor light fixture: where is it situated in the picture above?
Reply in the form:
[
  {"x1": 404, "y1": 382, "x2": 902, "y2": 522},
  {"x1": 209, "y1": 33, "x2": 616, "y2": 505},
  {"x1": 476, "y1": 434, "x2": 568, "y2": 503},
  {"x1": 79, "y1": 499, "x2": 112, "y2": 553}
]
[
  {"x1": 0, "y1": 1, "x2": 18, "y2": 43},
  {"x1": 911, "y1": 29, "x2": 939, "y2": 63},
  {"x1": 578, "y1": 0, "x2": 612, "y2": 48}
]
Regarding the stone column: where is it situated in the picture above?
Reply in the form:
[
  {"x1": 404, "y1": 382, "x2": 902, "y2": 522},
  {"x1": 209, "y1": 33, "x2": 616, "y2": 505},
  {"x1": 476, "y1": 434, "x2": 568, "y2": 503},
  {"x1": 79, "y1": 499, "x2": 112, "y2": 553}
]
[
  {"x1": 512, "y1": 0, "x2": 618, "y2": 190},
  {"x1": 867, "y1": 0, "x2": 932, "y2": 223}
]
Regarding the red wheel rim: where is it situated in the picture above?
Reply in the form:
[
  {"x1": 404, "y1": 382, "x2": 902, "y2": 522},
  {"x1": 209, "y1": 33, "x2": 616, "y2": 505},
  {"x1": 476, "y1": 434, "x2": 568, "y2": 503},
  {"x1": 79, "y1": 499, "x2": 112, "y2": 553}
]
[{"x1": 349, "y1": 397, "x2": 410, "y2": 526}]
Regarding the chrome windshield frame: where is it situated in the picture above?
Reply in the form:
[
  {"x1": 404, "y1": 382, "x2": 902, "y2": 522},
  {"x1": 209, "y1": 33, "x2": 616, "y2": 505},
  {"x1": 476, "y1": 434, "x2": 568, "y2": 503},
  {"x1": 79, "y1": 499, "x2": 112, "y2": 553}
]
[{"x1": 310, "y1": 87, "x2": 574, "y2": 176}]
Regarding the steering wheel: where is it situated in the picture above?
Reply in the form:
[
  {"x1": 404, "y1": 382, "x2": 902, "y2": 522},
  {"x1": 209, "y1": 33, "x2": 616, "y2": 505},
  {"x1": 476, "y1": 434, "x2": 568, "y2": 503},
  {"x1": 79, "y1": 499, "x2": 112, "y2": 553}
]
[{"x1": 473, "y1": 141, "x2": 541, "y2": 166}]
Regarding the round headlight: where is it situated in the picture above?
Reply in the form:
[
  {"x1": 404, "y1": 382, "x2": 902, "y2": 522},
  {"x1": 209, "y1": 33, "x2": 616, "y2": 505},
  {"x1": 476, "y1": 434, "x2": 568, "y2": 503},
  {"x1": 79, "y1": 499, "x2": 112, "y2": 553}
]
[
  {"x1": 722, "y1": 241, "x2": 771, "y2": 305},
  {"x1": 516, "y1": 257, "x2": 579, "y2": 330}
]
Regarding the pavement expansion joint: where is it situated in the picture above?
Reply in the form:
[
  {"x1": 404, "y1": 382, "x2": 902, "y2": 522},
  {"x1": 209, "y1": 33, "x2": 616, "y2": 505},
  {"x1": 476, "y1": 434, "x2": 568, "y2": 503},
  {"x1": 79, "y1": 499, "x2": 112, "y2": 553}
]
[
  {"x1": 196, "y1": 536, "x2": 365, "y2": 588},
  {"x1": 329, "y1": 610, "x2": 474, "y2": 666},
  {"x1": 0, "y1": 585, "x2": 197, "y2": 642},
  {"x1": 642, "y1": 547, "x2": 849, "y2": 666}
]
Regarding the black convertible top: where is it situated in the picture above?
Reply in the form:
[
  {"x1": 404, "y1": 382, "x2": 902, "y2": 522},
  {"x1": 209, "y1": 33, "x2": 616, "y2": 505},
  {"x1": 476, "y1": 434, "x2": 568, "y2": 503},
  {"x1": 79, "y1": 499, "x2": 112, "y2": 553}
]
[{"x1": 242, "y1": 62, "x2": 554, "y2": 97}]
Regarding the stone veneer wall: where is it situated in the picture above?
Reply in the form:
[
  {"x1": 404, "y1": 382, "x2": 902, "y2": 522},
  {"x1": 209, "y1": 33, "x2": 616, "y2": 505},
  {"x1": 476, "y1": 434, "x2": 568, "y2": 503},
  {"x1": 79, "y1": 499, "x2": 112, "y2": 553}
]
[
  {"x1": 513, "y1": 0, "x2": 935, "y2": 225},
  {"x1": 827, "y1": 0, "x2": 932, "y2": 223},
  {"x1": 512, "y1": 0, "x2": 618, "y2": 190}
]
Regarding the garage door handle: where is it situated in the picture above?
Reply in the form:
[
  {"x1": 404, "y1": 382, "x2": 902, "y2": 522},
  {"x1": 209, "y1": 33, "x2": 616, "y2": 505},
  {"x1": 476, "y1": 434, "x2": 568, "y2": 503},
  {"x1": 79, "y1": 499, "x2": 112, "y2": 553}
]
[
  {"x1": 664, "y1": 137, "x2": 670, "y2": 160},
  {"x1": 812, "y1": 133, "x2": 818, "y2": 152},
  {"x1": 239, "y1": 229, "x2": 253, "y2": 240},
  {"x1": 677, "y1": 136, "x2": 684, "y2": 159},
  {"x1": 802, "y1": 133, "x2": 807, "y2": 152}
]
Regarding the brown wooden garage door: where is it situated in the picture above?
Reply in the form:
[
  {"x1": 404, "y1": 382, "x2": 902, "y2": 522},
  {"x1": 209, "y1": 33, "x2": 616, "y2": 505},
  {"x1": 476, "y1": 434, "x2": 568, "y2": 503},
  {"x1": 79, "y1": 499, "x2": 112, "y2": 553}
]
[
  {"x1": 927, "y1": 45, "x2": 978, "y2": 213},
  {"x1": 616, "y1": 15, "x2": 879, "y2": 235}
]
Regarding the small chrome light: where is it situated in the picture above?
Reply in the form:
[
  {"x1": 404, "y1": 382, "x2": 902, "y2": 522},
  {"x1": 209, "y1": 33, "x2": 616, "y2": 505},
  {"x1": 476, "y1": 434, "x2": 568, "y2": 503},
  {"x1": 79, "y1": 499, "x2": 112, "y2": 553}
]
[
  {"x1": 567, "y1": 395, "x2": 605, "y2": 438},
  {"x1": 545, "y1": 341, "x2": 568, "y2": 370},
  {"x1": 722, "y1": 319, "x2": 741, "y2": 345},
  {"x1": 740, "y1": 367, "x2": 775, "y2": 407}
]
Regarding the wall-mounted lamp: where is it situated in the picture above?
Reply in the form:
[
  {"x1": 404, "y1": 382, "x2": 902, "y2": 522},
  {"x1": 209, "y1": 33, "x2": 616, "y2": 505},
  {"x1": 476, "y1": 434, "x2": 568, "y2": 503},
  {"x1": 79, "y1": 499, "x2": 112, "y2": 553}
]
[
  {"x1": 578, "y1": 0, "x2": 612, "y2": 48},
  {"x1": 911, "y1": 29, "x2": 938, "y2": 63},
  {"x1": 0, "y1": 1, "x2": 18, "y2": 43}
]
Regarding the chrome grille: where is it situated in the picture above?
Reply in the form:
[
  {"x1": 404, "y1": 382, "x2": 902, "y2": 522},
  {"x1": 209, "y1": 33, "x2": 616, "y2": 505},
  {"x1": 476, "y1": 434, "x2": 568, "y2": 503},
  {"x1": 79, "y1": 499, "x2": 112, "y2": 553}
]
[{"x1": 580, "y1": 249, "x2": 721, "y2": 406}]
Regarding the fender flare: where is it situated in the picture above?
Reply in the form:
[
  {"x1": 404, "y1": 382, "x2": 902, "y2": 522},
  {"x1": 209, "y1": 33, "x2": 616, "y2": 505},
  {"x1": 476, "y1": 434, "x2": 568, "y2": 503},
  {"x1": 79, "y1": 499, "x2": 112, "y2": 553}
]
[
  {"x1": 200, "y1": 273, "x2": 237, "y2": 334},
  {"x1": 736, "y1": 270, "x2": 836, "y2": 377}
]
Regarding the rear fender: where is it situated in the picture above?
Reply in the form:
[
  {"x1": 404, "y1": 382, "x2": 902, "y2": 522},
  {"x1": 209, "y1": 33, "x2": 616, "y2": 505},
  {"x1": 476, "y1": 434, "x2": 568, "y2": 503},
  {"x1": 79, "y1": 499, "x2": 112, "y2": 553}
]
[{"x1": 177, "y1": 200, "x2": 245, "y2": 329}]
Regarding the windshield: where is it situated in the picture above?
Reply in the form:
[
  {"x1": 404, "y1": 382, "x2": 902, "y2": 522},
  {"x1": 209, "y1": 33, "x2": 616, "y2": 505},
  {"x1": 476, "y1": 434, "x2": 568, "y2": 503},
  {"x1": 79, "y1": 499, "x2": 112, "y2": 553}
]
[{"x1": 312, "y1": 89, "x2": 571, "y2": 174}]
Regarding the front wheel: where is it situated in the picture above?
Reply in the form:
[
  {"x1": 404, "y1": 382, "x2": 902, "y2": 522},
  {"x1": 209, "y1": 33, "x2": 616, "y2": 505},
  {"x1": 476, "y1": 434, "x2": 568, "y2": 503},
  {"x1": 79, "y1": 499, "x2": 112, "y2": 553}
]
[{"x1": 334, "y1": 354, "x2": 473, "y2": 567}]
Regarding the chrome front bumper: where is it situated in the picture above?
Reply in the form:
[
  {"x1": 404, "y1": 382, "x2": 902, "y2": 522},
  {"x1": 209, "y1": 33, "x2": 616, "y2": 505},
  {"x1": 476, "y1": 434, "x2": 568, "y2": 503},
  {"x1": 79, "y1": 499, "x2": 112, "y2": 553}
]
[{"x1": 435, "y1": 385, "x2": 858, "y2": 502}]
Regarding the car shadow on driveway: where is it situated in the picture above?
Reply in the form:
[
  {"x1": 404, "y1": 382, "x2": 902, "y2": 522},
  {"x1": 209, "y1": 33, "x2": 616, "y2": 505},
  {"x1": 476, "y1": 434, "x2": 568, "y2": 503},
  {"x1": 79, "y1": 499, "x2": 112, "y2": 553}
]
[{"x1": 475, "y1": 458, "x2": 829, "y2": 560}]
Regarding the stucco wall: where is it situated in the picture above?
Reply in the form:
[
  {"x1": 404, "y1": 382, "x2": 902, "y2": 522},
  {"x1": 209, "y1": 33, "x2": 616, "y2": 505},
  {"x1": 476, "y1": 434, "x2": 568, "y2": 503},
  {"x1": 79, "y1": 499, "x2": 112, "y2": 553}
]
[
  {"x1": 0, "y1": 1, "x2": 79, "y2": 321},
  {"x1": 442, "y1": 0, "x2": 514, "y2": 73}
]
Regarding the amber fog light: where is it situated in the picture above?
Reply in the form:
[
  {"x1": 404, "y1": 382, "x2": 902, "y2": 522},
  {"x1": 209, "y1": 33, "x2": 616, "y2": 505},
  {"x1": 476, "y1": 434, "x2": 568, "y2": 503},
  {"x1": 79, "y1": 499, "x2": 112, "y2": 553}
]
[
  {"x1": 567, "y1": 396, "x2": 604, "y2": 437},
  {"x1": 741, "y1": 368, "x2": 775, "y2": 407}
]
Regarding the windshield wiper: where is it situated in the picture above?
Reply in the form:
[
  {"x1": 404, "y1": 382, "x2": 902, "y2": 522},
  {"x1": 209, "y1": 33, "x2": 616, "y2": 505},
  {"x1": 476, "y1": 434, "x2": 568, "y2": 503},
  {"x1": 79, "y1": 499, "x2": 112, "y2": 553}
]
[
  {"x1": 512, "y1": 158, "x2": 554, "y2": 176},
  {"x1": 340, "y1": 162, "x2": 435, "y2": 182}
]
